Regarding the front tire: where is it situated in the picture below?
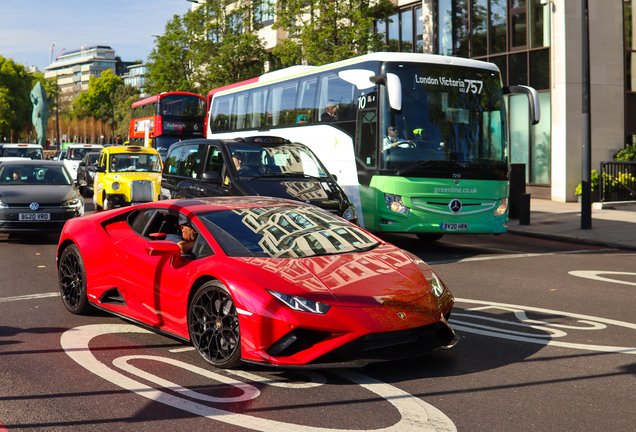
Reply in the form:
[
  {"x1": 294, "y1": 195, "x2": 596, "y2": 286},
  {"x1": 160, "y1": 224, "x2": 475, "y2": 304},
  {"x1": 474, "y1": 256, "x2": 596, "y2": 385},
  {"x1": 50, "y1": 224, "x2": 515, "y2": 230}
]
[
  {"x1": 416, "y1": 233, "x2": 443, "y2": 242},
  {"x1": 188, "y1": 281, "x2": 242, "y2": 368},
  {"x1": 58, "y1": 244, "x2": 93, "y2": 315}
]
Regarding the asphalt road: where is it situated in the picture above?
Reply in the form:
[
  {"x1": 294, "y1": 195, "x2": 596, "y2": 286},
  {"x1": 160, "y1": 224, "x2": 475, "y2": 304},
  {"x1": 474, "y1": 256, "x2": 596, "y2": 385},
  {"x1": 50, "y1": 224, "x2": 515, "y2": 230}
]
[{"x1": 1, "y1": 220, "x2": 635, "y2": 431}]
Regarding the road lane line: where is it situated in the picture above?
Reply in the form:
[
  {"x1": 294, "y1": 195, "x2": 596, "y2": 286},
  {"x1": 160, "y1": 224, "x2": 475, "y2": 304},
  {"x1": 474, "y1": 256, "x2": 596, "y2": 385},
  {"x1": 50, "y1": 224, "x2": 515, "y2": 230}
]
[{"x1": 0, "y1": 292, "x2": 59, "y2": 303}]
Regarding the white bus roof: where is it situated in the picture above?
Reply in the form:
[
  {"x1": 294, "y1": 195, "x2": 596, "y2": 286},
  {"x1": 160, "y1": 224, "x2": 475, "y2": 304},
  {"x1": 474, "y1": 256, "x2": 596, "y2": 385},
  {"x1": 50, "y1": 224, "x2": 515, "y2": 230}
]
[{"x1": 216, "y1": 52, "x2": 500, "y2": 96}]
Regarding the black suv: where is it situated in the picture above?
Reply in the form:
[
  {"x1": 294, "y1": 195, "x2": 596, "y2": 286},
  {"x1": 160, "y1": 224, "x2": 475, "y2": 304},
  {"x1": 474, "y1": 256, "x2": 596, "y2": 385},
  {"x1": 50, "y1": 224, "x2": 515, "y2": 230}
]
[
  {"x1": 76, "y1": 151, "x2": 100, "y2": 196},
  {"x1": 161, "y1": 137, "x2": 358, "y2": 224}
]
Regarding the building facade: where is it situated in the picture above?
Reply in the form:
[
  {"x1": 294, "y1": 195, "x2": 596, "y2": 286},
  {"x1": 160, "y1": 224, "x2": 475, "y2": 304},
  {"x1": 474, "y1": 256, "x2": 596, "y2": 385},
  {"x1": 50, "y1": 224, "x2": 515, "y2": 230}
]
[
  {"x1": 121, "y1": 63, "x2": 148, "y2": 96},
  {"x1": 43, "y1": 45, "x2": 117, "y2": 103}
]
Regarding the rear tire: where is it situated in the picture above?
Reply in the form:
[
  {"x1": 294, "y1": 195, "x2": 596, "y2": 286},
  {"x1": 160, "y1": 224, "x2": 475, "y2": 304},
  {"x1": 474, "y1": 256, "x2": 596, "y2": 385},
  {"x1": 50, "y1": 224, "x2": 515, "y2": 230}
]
[
  {"x1": 58, "y1": 244, "x2": 93, "y2": 315},
  {"x1": 416, "y1": 233, "x2": 443, "y2": 242}
]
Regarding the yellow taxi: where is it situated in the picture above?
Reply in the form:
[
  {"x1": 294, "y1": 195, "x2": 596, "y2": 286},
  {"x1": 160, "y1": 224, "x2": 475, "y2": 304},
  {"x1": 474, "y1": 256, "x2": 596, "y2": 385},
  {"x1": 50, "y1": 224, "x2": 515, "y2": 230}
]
[{"x1": 93, "y1": 145, "x2": 163, "y2": 210}]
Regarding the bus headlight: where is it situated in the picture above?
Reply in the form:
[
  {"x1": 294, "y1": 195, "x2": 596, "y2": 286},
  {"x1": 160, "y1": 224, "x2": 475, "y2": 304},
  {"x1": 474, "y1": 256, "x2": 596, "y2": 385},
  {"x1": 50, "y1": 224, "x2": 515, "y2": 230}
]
[
  {"x1": 385, "y1": 194, "x2": 409, "y2": 215},
  {"x1": 112, "y1": 182, "x2": 121, "y2": 191},
  {"x1": 494, "y1": 198, "x2": 507, "y2": 216},
  {"x1": 342, "y1": 205, "x2": 358, "y2": 221}
]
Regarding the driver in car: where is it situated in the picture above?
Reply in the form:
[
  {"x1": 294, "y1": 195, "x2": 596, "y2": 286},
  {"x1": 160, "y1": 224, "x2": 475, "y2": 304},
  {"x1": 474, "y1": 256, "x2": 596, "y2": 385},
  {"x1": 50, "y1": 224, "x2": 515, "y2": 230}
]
[{"x1": 383, "y1": 126, "x2": 415, "y2": 151}]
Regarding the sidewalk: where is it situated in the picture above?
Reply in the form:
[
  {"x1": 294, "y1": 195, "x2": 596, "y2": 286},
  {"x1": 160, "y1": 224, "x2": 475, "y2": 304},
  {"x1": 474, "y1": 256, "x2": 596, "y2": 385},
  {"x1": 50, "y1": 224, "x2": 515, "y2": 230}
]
[{"x1": 507, "y1": 199, "x2": 636, "y2": 251}]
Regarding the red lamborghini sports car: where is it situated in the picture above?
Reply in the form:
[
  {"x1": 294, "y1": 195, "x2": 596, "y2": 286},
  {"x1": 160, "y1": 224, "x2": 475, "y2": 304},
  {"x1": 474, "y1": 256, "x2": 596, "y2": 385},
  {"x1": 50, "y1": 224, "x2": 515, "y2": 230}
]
[{"x1": 57, "y1": 197, "x2": 457, "y2": 368}]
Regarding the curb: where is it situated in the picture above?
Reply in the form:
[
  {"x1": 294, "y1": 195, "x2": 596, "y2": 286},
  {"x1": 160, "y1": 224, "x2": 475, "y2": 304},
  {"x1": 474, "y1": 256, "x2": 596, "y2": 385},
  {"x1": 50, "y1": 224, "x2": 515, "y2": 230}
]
[{"x1": 507, "y1": 227, "x2": 636, "y2": 252}]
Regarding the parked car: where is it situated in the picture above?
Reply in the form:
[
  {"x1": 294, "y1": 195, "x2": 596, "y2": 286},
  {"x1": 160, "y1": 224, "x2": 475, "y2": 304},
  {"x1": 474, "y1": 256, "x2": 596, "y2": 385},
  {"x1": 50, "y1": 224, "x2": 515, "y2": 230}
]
[
  {"x1": 63, "y1": 144, "x2": 103, "y2": 177},
  {"x1": 0, "y1": 143, "x2": 43, "y2": 160},
  {"x1": 76, "y1": 151, "x2": 101, "y2": 196},
  {"x1": 161, "y1": 137, "x2": 358, "y2": 224},
  {"x1": 56, "y1": 196, "x2": 457, "y2": 368},
  {"x1": 0, "y1": 160, "x2": 84, "y2": 232},
  {"x1": 93, "y1": 145, "x2": 163, "y2": 210}
]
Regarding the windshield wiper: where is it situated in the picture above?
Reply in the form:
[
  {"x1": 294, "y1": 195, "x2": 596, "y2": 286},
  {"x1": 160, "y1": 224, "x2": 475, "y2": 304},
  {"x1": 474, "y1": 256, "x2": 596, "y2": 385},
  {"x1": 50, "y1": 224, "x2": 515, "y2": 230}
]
[{"x1": 397, "y1": 160, "x2": 458, "y2": 176}]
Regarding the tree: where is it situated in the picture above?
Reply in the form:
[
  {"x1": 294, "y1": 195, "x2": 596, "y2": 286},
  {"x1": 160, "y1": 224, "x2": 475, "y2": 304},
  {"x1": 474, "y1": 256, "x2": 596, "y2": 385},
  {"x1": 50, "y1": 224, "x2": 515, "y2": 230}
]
[
  {"x1": 0, "y1": 55, "x2": 35, "y2": 141},
  {"x1": 145, "y1": 1, "x2": 266, "y2": 93},
  {"x1": 112, "y1": 85, "x2": 140, "y2": 140},
  {"x1": 272, "y1": 0, "x2": 395, "y2": 66}
]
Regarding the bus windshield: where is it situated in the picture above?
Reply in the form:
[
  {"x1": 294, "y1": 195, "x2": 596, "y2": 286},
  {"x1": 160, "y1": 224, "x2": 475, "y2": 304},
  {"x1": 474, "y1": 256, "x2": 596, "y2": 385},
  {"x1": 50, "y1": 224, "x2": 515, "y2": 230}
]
[{"x1": 380, "y1": 63, "x2": 508, "y2": 180}]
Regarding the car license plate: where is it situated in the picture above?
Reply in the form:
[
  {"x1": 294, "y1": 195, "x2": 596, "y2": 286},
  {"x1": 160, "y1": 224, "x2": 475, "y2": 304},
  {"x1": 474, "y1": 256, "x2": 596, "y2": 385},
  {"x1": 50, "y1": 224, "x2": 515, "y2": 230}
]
[
  {"x1": 19, "y1": 213, "x2": 50, "y2": 221},
  {"x1": 441, "y1": 223, "x2": 468, "y2": 230}
]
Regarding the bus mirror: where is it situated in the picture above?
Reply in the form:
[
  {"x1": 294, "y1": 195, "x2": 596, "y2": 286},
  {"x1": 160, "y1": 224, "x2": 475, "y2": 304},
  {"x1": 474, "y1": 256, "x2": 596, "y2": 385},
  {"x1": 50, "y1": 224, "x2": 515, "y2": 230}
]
[
  {"x1": 338, "y1": 69, "x2": 376, "y2": 90},
  {"x1": 504, "y1": 85, "x2": 541, "y2": 125},
  {"x1": 370, "y1": 73, "x2": 402, "y2": 111}
]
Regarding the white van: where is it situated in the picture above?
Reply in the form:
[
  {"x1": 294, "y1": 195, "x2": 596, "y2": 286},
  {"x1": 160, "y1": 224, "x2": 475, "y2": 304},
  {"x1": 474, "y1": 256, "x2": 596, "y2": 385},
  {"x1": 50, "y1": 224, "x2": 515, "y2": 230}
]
[
  {"x1": 0, "y1": 143, "x2": 43, "y2": 160},
  {"x1": 63, "y1": 144, "x2": 103, "y2": 177}
]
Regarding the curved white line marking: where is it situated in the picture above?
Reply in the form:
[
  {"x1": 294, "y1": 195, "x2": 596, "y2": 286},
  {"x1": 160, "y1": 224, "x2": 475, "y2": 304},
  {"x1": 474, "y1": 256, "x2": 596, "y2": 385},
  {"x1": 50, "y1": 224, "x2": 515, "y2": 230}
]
[
  {"x1": 113, "y1": 355, "x2": 260, "y2": 403},
  {"x1": 227, "y1": 369, "x2": 327, "y2": 389},
  {"x1": 568, "y1": 271, "x2": 636, "y2": 287},
  {"x1": 61, "y1": 324, "x2": 456, "y2": 432},
  {"x1": 453, "y1": 298, "x2": 636, "y2": 355}
]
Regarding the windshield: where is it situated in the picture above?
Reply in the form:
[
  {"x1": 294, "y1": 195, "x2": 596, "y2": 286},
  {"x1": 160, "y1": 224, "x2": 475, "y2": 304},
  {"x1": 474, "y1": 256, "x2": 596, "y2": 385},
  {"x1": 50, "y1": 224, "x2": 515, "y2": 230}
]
[
  {"x1": 109, "y1": 153, "x2": 162, "y2": 173},
  {"x1": 227, "y1": 144, "x2": 329, "y2": 179},
  {"x1": 1, "y1": 147, "x2": 43, "y2": 160},
  {"x1": 200, "y1": 206, "x2": 378, "y2": 258},
  {"x1": 0, "y1": 164, "x2": 72, "y2": 185},
  {"x1": 67, "y1": 147, "x2": 98, "y2": 161},
  {"x1": 380, "y1": 62, "x2": 508, "y2": 180}
]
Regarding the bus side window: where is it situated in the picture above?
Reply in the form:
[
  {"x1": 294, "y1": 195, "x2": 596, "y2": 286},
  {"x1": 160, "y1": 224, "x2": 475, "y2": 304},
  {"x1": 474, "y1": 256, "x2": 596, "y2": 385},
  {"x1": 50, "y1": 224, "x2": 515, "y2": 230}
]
[
  {"x1": 317, "y1": 73, "x2": 357, "y2": 122},
  {"x1": 268, "y1": 80, "x2": 298, "y2": 127},
  {"x1": 212, "y1": 95, "x2": 233, "y2": 132},
  {"x1": 247, "y1": 88, "x2": 268, "y2": 129},
  {"x1": 297, "y1": 77, "x2": 317, "y2": 123},
  {"x1": 231, "y1": 91, "x2": 249, "y2": 130}
]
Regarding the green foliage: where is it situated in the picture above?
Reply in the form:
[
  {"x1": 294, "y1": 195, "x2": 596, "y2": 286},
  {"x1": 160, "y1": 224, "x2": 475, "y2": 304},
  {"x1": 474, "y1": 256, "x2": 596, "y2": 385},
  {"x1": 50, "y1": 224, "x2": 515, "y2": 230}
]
[
  {"x1": 575, "y1": 170, "x2": 599, "y2": 195},
  {"x1": 0, "y1": 55, "x2": 38, "y2": 141},
  {"x1": 146, "y1": 1, "x2": 266, "y2": 93},
  {"x1": 272, "y1": 0, "x2": 395, "y2": 66},
  {"x1": 113, "y1": 85, "x2": 140, "y2": 139},
  {"x1": 614, "y1": 144, "x2": 636, "y2": 161}
]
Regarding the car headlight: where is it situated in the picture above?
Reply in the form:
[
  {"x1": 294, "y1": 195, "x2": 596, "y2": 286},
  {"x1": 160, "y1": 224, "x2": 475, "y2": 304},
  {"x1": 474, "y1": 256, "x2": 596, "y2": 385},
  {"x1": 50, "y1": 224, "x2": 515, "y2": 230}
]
[
  {"x1": 267, "y1": 290, "x2": 331, "y2": 314},
  {"x1": 61, "y1": 197, "x2": 83, "y2": 210},
  {"x1": 384, "y1": 193, "x2": 409, "y2": 215},
  {"x1": 112, "y1": 182, "x2": 120, "y2": 191},
  {"x1": 342, "y1": 204, "x2": 358, "y2": 221},
  {"x1": 428, "y1": 270, "x2": 446, "y2": 298},
  {"x1": 494, "y1": 198, "x2": 507, "y2": 216},
  {"x1": 0, "y1": 200, "x2": 8, "y2": 209}
]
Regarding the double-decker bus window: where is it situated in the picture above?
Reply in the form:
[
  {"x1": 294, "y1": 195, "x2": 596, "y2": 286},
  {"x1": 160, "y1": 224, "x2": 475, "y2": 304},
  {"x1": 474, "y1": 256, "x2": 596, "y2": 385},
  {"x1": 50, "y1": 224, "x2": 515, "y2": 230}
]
[
  {"x1": 248, "y1": 87, "x2": 268, "y2": 128},
  {"x1": 268, "y1": 80, "x2": 298, "y2": 127},
  {"x1": 297, "y1": 77, "x2": 317, "y2": 123},
  {"x1": 232, "y1": 91, "x2": 249, "y2": 130},
  {"x1": 212, "y1": 95, "x2": 233, "y2": 132}
]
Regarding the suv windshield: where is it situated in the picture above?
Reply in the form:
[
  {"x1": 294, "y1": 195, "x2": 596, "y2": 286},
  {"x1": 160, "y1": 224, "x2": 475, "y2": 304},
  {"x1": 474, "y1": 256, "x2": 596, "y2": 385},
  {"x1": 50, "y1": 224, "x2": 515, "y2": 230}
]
[
  {"x1": 200, "y1": 206, "x2": 378, "y2": 258},
  {"x1": 379, "y1": 62, "x2": 508, "y2": 180},
  {"x1": 227, "y1": 143, "x2": 328, "y2": 179},
  {"x1": 109, "y1": 153, "x2": 162, "y2": 173}
]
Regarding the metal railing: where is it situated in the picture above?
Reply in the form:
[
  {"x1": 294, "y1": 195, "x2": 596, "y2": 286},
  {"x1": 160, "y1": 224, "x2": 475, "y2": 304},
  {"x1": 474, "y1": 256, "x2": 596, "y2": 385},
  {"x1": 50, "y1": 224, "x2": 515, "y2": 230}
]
[{"x1": 599, "y1": 161, "x2": 636, "y2": 202}]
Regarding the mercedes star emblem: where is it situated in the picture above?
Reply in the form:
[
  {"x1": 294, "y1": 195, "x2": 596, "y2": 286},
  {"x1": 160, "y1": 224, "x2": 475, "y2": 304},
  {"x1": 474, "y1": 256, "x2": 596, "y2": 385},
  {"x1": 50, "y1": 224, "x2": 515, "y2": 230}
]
[{"x1": 449, "y1": 199, "x2": 462, "y2": 214}]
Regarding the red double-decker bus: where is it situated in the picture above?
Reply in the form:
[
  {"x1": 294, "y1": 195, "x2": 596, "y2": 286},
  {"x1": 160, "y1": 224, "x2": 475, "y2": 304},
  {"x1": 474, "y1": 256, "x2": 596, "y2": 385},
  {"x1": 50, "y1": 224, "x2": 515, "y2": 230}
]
[{"x1": 129, "y1": 91, "x2": 207, "y2": 160}]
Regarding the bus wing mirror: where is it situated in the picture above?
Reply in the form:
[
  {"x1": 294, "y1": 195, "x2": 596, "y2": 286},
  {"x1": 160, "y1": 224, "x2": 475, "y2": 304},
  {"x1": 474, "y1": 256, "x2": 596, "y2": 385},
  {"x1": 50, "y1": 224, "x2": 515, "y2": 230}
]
[
  {"x1": 504, "y1": 85, "x2": 541, "y2": 125},
  {"x1": 338, "y1": 69, "x2": 376, "y2": 90},
  {"x1": 370, "y1": 73, "x2": 402, "y2": 111}
]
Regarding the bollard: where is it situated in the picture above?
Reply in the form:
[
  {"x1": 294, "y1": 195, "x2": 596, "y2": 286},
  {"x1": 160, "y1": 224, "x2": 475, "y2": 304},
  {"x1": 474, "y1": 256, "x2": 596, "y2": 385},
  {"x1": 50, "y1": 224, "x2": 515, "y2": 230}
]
[
  {"x1": 519, "y1": 193, "x2": 531, "y2": 225},
  {"x1": 509, "y1": 163, "x2": 526, "y2": 219}
]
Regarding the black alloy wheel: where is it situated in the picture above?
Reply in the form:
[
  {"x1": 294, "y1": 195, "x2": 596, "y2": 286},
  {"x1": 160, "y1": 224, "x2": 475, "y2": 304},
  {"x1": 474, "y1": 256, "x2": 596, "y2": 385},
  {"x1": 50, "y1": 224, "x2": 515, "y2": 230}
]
[
  {"x1": 188, "y1": 281, "x2": 242, "y2": 368},
  {"x1": 58, "y1": 244, "x2": 93, "y2": 315}
]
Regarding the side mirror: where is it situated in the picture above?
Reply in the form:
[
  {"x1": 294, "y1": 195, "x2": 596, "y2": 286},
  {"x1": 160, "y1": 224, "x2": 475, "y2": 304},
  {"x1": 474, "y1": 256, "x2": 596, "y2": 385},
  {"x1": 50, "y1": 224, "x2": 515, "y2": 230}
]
[
  {"x1": 370, "y1": 73, "x2": 402, "y2": 111},
  {"x1": 95, "y1": 166, "x2": 105, "y2": 173},
  {"x1": 202, "y1": 171, "x2": 221, "y2": 183},
  {"x1": 86, "y1": 166, "x2": 96, "y2": 172},
  {"x1": 331, "y1": 174, "x2": 338, "y2": 182},
  {"x1": 504, "y1": 85, "x2": 541, "y2": 125},
  {"x1": 78, "y1": 161, "x2": 85, "y2": 167},
  {"x1": 144, "y1": 240, "x2": 181, "y2": 257}
]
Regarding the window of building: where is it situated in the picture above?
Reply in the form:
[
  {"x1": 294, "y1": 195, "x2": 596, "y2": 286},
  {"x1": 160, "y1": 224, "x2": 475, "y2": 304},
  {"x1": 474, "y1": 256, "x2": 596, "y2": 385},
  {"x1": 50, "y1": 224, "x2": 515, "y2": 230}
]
[{"x1": 377, "y1": 6, "x2": 425, "y2": 53}]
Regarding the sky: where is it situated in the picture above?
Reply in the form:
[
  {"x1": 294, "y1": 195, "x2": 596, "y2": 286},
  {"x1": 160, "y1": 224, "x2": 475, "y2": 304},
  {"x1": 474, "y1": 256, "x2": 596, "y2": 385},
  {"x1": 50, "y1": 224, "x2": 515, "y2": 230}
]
[{"x1": 0, "y1": 0, "x2": 194, "y2": 72}]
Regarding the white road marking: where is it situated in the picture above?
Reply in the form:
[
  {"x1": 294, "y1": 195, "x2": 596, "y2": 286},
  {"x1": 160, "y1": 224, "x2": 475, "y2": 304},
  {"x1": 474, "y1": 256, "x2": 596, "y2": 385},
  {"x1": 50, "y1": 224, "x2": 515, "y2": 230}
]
[
  {"x1": 0, "y1": 292, "x2": 59, "y2": 303},
  {"x1": 60, "y1": 323, "x2": 457, "y2": 432},
  {"x1": 428, "y1": 249, "x2": 607, "y2": 265},
  {"x1": 226, "y1": 369, "x2": 327, "y2": 389},
  {"x1": 568, "y1": 271, "x2": 636, "y2": 286},
  {"x1": 452, "y1": 298, "x2": 636, "y2": 354},
  {"x1": 169, "y1": 346, "x2": 196, "y2": 353}
]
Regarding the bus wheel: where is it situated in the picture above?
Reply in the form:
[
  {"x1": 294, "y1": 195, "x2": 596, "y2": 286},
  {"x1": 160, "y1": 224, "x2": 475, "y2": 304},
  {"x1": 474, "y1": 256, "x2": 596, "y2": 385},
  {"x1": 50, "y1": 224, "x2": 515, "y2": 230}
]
[{"x1": 416, "y1": 233, "x2": 443, "y2": 242}]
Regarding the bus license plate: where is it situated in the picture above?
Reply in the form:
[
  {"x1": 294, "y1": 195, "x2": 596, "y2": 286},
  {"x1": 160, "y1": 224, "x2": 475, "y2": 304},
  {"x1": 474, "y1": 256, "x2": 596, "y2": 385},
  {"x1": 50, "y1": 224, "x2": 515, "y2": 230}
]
[
  {"x1": 441, "y1": 223, "x2": 468, "y2": 230},
  {"x1": 19, "y1": 213, "x2": 50, "y2": 221}
]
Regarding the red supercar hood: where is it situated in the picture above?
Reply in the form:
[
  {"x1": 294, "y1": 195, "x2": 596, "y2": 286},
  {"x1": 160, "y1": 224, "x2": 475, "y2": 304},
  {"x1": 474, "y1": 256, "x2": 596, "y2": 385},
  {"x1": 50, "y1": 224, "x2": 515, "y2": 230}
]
[{"x1": 236, "y1": 244, "x2": 431, "y2": 307}]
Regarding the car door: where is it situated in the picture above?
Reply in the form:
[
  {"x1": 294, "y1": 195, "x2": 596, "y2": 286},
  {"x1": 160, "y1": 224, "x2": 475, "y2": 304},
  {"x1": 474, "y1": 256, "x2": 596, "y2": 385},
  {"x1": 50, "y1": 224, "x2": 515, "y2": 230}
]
[{"x1": 113, "y1": 208, "x2": 215, "y2": 336}]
